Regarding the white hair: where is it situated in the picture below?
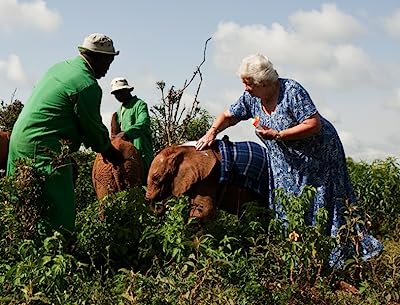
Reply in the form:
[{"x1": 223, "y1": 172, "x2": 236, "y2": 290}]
[{"x1": 237, "y1": 54, "x2": 279, "y2": 85}]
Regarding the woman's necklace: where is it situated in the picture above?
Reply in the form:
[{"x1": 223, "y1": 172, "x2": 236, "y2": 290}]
[{"x1": 262, "y1": 81, "x2": 280, "y2": 115}]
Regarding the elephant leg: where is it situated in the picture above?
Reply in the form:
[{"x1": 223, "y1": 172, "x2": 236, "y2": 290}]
[
  {"x1": 92, "y1": 156, "x2": 117, "y2": 200},
  {"x1": 189, "y1": 193, "x2": 216, "y2": 220},
  {"x1": 189, "y1": 171, "x2": 219, "y2": 220},
  {"x1": 219, "y1": 185, "x2": 261, "y2": 216}
]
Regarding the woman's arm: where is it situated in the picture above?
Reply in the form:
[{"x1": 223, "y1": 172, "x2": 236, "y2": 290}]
[
  {"x1": 195, "y1": 110, "x2": 239, "y2": 150},
  {"x1": 256, "y1": 113, "x2": 321, "y2": 141}
]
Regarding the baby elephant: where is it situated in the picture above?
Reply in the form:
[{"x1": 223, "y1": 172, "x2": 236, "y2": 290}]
[
  {"x1": 92, "y1": 137, "x2": 144, "y2": 200},
  {"x1": 146, "y1": 140, "x2": 270, "y2": 221}
]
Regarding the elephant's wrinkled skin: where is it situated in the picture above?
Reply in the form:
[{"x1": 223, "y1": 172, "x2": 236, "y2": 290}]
[
  {"x1": 0, "y1": 131, "x2": 10, "y2": 171},
  {"x1": 92, "y1": 137, "x2": 144, "y2": 200},
  {"x1": 145, "y1": 143, "x2": 261, "y2": 221}
]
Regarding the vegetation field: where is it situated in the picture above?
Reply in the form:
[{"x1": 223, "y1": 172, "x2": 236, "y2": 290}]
[{"x1": 0, "y1": 148, "x2": 399, "y2": 304}]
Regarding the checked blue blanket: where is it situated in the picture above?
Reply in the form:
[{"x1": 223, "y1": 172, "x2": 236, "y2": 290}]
[{"x1": 217, "y1": 139, "x2": 270, "y2": 199}]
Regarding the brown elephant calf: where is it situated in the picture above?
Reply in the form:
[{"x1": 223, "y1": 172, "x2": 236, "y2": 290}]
[
  {"x1": 146, "y1": 140, "x2": 270, "y2": 221},
  {"x1": 92, "y1": 137, "x2": 144, "y2": 200}
]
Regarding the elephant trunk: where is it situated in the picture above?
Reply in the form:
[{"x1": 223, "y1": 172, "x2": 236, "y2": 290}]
[
  {"x1": 145, "y1": 189, "x2": 167, "y2": 217},
  {"x1": 147, "y1": 198, "x2": 167, "y2": 217}
]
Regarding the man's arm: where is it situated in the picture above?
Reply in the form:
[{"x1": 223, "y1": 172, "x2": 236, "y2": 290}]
[
  {"x1": 121, "y1": 101, "x2": 151, "y2": 140},
  {"x1": 74, "y1": 85, "x2": 110, "y2": 153}
]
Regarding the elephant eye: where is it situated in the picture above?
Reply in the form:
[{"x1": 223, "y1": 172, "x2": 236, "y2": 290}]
[{"x1": 152, "y1": 174, "x2": 161, "y2": 185}]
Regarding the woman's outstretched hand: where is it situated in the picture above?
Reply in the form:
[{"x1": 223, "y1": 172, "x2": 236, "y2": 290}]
[{"x1": 195, "y1": 129, "x2": 217, "y2": 150}]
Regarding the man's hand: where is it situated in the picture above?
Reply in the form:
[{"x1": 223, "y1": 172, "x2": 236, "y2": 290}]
[{"x1": 101, "y1": 144, "x2": 124, "y2": 165}]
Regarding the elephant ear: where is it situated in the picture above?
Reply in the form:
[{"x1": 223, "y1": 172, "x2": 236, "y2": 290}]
[
  {"x1": 110, "y1": 112, "x2": 121, "y2": 136},
  {"x1": 111, "y1": 138, "x2": 137, "y2": 159},
  {"x1": 171, "y1": 147, "x2": 218, "y2": 196}
]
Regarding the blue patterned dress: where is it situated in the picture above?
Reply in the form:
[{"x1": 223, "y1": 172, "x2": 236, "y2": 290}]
[{"x1": 229, "y1": 78, "x2": 383, "y2": 266}]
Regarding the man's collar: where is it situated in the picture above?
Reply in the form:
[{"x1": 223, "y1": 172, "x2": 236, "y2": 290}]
[{"x1": 79, "y1": 54, "x2": 95, "y2": 75}]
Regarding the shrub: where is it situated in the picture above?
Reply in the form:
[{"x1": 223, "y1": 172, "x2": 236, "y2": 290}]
[
  {"x1": 0, "y1": 156, "x2": 398, "y2": 304},
  {"x1": 347, "y1": 157, "x2": 400, "y2": 238}
]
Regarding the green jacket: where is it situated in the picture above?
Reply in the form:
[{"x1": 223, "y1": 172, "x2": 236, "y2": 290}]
[
  {"x1": 8, "y1": 56, "x2": 110, "y2": 168},
  {"x1": 116, "y1": 96, "x2": 153, "y2": 174}
]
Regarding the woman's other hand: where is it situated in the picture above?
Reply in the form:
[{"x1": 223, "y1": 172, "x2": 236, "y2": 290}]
[{"x1": 255, "y1": 126, "x2": 279, "y2": 140}]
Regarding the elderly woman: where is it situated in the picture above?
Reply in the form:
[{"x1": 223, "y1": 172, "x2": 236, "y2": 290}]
[{"x1": 196, "y1": 54, "x2": 382, "y2": 266}]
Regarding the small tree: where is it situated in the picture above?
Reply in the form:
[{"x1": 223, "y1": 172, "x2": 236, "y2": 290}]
[
  {"x1": 0, "y1": 93, "x2": 24, "y2": 132},
  {"x1": 150, "y1": 38, "x2": 213, "y2": 153}
]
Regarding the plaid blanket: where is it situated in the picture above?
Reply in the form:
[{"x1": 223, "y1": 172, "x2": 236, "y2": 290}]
[{"x1": 217, "y1": 139, "x2": 270, "y2": 199}]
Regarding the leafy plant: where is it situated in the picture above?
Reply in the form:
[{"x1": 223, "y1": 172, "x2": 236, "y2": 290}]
[
  {"x1": 72, "y1": 149, "x2": 97, "y2": 211},
  {"x1": 0, "y1": 98, "x2": 24, "y2": 132},
  {"x1": 347, "y1": 157, "x2": 400, "y2": 238}
]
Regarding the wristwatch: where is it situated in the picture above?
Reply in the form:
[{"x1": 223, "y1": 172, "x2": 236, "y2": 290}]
[{"x1": 274, "y1": 131, "x2": 282, "y2": 141}]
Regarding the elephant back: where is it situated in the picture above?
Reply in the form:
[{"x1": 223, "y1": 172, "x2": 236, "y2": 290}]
[
  {"x1": 111, "y1": 137, "x2": 145, "y2": 187},
  {"x1": 111, "y1": 137, "x2": 140, "y2": 161}
]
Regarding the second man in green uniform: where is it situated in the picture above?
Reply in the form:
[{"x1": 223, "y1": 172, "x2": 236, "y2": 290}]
[{"x1": 110, "y1": 77, "x2": 154, "y2": 178}]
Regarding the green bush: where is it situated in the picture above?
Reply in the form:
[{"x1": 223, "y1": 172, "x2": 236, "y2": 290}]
[
  {"x1": 0, "y1": 156, "x2": 399, "y2": 304},
  {"x1": 0, "y1": 99, "x2": 24, "y2": 132},
  {"x1": 347, "y1": 157, "x2": 400, "y2": 238},
  {"x1": 72, "y1": 149, "x2": 97, "y2": 211}
]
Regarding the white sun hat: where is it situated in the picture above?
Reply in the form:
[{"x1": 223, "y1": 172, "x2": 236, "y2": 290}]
[
  {"x1": 110, "y1": 77, "x2": 134, "y2": 93},
  {"x1": 78, "y1": 33, "x2": 119, "y2": 55}
]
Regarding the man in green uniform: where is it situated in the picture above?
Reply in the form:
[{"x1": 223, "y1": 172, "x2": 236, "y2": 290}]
[
  {"x1": 7, "y1": 33, "x2": 123, "y2": 233},
  {"x1": 110, "y1": 77, "x2": 154, "y2": 177}
]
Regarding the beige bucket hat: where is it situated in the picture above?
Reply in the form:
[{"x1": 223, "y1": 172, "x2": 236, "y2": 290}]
[
  {"x1": 110, "y1": 77, "x2": 134, "y2": 93},
  {"x1": 78, "y1": 33, "x2": 119, "y2": 55}
]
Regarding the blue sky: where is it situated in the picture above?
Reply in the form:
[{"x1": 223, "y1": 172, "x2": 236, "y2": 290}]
[{"x1": 1, "y1": 0, "x2": 399, "y2": 161}]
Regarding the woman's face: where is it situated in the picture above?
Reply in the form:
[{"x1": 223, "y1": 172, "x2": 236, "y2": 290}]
[
  {"x1": 242, "y1": 77, "x2": 279, "y2": 102},
  {"x1": 241, "y1": 77, "x2": 267, "y2": 98}
]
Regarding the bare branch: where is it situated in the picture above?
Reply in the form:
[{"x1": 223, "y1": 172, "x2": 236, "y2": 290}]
[
  {"x1": 150, "y1": 37, "x2": 213, "y2": 151},
  {"x1": 181, "y1": 37, "x2": 211, "y2": 92}
]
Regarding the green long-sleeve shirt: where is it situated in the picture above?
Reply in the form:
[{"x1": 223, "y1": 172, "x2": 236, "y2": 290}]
[
  {"x1": 116, "y1": 96, "x2": 153, "y2": 174},
  {"x1": 8, "y1": 56, "x2": 110, "y2": 161}
]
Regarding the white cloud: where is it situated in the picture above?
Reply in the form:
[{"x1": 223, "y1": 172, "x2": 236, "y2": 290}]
[
  {"x1": 0, "y1": 54, "x2": 27, "y2": 84},
  {"x1": 0, "y1": 0, "x2": 61, "y2": 33},
  {"x1": 212, "y1": 4, "x2": 379, "y2": 90},
  {"x1": 288, "y1": 3, "x2": 365, "y2": 42},
  {"x1": 337, "y1": 130, "x2": 391, "y2": 162},
  {"x1": 386, "y1": 88, "x2": 400, "y2": 111},
  {"x1": 382, "y1": 9, "x2": 400, "y2": 38},
  {"x1": 338, "y1": 130, "x2": 363, "y2": 157},
  {"x1": 317, "y1": 105, "x2": 340, "y2": 125},
  {"x1": 296, "y1": 44, "x2": 378, "y2": 89}
]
